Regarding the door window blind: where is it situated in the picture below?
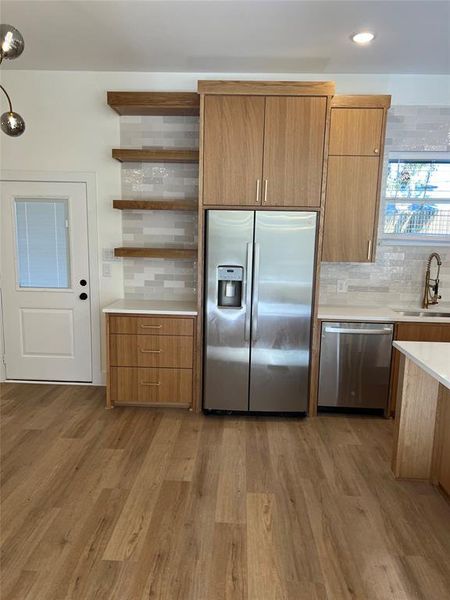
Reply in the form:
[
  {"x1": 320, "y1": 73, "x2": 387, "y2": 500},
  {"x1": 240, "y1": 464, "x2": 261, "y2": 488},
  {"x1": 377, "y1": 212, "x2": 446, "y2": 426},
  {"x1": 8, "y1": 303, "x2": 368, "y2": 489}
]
[{"x1": 15, "y1": 198, "x2": 70, "y2": 288}]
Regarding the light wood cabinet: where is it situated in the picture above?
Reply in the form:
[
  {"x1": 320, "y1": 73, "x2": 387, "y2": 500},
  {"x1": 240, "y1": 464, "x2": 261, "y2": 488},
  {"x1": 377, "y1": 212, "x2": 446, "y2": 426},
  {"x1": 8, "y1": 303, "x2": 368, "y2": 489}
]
[
  {"x1": 322, "y1": 96, "x2": 391, "y2": 263},
  {"x1": 389, "y1": 322, "x2": 450, "y2": 416},
  {"x1": 202, "y1": 93, "x2": 328, "y2": 208},
  {"x1": 202, "y1": 95, "x2": 265, "y2": 206},
  {"x1": 322, "y1": 156, "x2": 379, "y2": 262},
  {"x1": 433, "y1": 385, "x2": 450, "y2": 497},
  {"x1": 262, "y1": 97, "x2": 327, "y2": 207},
  {"x1": 329, "y1": 108, "x2": 384, "y2": 156},
  {"x1": 110, "y1": 367, "x2": 193, "y2": 407},
  {"x1": 106, "y1": 313, "x2": 196, "y2": 408},
  {"x1": 109, "y1": 315, "x2": 194, "y2": 336}
]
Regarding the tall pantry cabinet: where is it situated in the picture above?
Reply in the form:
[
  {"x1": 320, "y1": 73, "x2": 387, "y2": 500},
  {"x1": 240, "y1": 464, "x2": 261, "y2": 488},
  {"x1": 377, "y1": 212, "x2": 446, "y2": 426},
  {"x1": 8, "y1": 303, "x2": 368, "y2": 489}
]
[{"x1": 322, "y1": 95, "x2": 391, "y2": 262}]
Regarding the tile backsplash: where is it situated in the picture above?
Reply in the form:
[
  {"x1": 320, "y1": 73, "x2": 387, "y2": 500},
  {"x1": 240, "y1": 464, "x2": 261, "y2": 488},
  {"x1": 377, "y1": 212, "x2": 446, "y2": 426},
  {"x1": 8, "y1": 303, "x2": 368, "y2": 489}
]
[
  {"x1": 120, "y1": 115, "x2": 199, "y2": 301},
  {"x1": 319, "y1": 105, "x2": 450, "y2": 308},
  {"x1": 320, "y1": 245, "x2": 449, "y2": 308}
]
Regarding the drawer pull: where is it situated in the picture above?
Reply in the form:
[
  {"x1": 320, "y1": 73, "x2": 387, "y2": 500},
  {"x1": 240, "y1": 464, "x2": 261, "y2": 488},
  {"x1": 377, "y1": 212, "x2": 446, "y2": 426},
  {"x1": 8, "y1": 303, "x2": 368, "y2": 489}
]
[
  {"x1": 140, "y1": 349, "x2": 161, "y2": 354},
  {"x1": 140, "y1": 324, "x2": 162, "y2": 329},
  {"x1": 141, "y1": 381, "x2": 161, "y2": 387}
]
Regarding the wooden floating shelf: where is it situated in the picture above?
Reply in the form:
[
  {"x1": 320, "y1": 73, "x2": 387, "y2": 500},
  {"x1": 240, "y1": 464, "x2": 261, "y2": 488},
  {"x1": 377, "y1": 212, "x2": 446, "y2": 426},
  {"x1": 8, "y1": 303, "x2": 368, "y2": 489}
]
[
  {"x1": 107, "y1": 91, "x2": 200, "y2": 116},
  {"x1": 112, "y1": 148, "x2": 199, "y2": 163},
  {"x1": 114, "y1": 247, "x2": 197, "y2": 259},
  {"x1": 113, "y1": 199, "x2": 197, "y2": 211}
]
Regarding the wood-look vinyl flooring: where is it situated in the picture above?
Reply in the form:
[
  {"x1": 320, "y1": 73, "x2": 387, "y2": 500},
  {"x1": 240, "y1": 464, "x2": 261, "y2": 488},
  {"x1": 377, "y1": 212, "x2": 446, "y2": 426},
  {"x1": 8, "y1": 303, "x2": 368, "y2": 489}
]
[{"x1": 1, "y1": 382, "x2": 449, "y2": 600}]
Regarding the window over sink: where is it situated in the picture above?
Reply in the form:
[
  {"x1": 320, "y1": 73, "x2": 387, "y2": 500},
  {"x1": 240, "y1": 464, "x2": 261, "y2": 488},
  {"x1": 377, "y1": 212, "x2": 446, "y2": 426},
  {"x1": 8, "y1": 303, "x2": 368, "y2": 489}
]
[{"x1": 381, "y1": 153, "x2": 450, "y2": 244}]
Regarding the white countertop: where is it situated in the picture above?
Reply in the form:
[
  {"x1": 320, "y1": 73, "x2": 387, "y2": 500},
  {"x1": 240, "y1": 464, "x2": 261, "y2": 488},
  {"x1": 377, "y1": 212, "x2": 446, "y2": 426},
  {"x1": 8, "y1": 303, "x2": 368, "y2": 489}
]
[
  {"x1": 393, "y1": 341, "x2": 450, "y2": 390},
  {"x1": 318, "y1": 305, "x2": 450, "y2": 324},
  {"x1": 102, "y1": 299, "x2": 197, "y2": 316}
]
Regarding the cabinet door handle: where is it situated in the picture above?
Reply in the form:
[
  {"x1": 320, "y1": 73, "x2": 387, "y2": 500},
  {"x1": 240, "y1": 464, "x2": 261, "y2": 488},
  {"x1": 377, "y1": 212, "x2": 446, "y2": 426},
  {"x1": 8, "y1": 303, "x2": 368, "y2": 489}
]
[
  {"x1": 367, "y1": 240, "x2": 373, "y2": 260},
  {"x1": 374, "y1": 148, "x2": 379, "y2": 154},
  {"x1": 140, "y1": 349, "x2": 161, "y2": 354},
  {"x1": 140, "y1": 324, "x2": 162, "y2": 329},
  {"x1": 255, "y1": 179, "x2": 261, "y2": 204},
  {"x1": 140, "y1": 381, "x2": 161, "y2": 386},
  {"x1": 263, "y1": 179, "x2": 268, "y2": 204}
]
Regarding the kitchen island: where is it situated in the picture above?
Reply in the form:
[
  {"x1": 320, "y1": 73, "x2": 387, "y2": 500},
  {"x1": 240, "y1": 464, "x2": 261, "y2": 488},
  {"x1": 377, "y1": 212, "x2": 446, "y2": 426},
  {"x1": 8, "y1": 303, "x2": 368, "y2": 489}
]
[{"x1": 392, "y1": 341, "x2": 450, "y2": 497}]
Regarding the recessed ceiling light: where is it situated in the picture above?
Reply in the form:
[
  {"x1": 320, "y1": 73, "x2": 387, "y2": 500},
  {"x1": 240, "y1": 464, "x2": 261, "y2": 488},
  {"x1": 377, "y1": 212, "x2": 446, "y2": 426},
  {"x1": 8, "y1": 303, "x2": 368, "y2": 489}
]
[{"x1": 351, "y1": 32, "x2": 375, "y2": 45}]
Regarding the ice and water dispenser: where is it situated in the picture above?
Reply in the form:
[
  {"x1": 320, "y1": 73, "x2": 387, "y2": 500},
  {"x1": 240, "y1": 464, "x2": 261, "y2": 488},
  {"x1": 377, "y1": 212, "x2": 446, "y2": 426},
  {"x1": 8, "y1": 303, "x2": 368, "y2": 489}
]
[{"x1": 217, "y1": 266, "x2": 243, "y2": 308}]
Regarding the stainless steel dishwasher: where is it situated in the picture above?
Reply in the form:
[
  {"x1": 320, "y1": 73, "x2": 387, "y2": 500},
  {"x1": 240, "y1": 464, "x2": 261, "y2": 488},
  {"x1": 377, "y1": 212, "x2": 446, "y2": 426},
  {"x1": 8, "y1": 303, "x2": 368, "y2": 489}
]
[{"x1": 318, "y1": 322, "x2": 394, "y2": 412}]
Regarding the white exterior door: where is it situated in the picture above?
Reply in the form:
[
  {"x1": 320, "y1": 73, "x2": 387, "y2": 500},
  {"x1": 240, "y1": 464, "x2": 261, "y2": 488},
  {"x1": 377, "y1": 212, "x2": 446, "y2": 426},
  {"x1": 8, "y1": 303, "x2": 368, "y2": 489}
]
[{"x1": 1, "y1": 181, "x2": 92, "y2": 382}]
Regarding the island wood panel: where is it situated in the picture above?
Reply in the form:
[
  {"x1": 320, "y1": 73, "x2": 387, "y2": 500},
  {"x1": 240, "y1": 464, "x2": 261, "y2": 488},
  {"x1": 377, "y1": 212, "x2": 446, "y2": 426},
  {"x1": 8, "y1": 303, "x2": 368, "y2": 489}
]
[
  {"x1": 328, "y1": 107, "x2": 384, "y2": 156},
  {"x1": 389, "y1": 322, "x2": 450, "y2": 415},
  {"x1": 110, "y1": 367, "x2": 193, "y2": 407},
  {"x1": 432, "y1": 385, "x2": 450, "y2": 497},
  {"x1": 112, "y1": 148, "x2": 199, "y2": 163},
  {"x1": 198, "y1": 80, "x2": 335, "y2": 96},
  {"x1": 110, "y1": 334, "x2": 193, "y2": 369},
  {"x1": 113, "y1": 199, "x2": 197, "y2": 211},
  {"x1": 114, "y1": 247, "x2": 197, "y2": 259},
  {"x1": 392, "y1": 355, "x2": 440, "y2": 479},
  {"x1": 322, "y1": 156, "x2": 379, "y2": 262},
  {"x1": 109, "y1": 315, "x2": 194, "y2": 336},
  {"x1": 262, "y1": 96, "x2": 327, "y2": 207},
  {"x1": 107, "y1": 91, "x2": 200, "y2": 116},
  {"x1": 202, "y1": 95, "x2": 265, "y2": 206}
]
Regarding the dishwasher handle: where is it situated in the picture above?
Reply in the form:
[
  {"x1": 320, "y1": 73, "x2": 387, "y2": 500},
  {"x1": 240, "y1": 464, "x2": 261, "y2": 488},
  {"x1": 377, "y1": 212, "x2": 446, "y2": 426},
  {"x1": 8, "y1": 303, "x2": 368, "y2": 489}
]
[{"x1": 323, "y1": 326, "x2": 392, "y2": 335}]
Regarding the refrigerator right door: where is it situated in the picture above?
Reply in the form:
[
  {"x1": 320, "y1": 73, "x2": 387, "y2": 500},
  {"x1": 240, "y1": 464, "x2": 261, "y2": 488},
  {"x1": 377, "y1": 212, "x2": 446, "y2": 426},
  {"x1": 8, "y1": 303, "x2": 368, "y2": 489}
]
[{"x1": 249, "y1": 211, "x2": 317, "y2": 412}]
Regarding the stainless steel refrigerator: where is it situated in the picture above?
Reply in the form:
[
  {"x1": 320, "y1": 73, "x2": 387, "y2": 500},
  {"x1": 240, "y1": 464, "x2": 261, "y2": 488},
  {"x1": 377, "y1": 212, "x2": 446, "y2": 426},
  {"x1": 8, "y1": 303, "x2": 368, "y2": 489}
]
[{"x1": 203, "y1": 210, "x2": 317, "y2": 413}]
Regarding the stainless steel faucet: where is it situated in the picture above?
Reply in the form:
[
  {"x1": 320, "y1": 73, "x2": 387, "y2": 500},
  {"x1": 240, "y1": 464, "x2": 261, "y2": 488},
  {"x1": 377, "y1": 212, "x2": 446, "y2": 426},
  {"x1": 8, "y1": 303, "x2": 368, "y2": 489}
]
[{"x1": 422, "y1": 252, "x2": 442, "y2": 309}]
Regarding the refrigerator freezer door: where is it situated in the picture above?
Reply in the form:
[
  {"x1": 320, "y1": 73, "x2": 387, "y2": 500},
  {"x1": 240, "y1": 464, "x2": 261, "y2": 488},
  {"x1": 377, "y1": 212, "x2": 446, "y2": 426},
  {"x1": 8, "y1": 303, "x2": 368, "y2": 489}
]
[
  {"x1": 249, "y1": 211, "x2": 317, "y2": 412},
  {"x1": 204, "y1": 210, "x2": 254, "y2": 410}
]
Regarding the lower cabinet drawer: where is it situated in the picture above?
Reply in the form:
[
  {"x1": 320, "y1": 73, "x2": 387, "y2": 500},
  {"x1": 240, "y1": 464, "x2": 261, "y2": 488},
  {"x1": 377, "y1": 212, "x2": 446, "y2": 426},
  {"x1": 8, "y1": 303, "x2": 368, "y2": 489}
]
[
  {"x1": 109, "y1": 315, "x2": 194, "y2": 337},
  {"x1": 110, "y1": 367, "x2": 193, "y2": 406},
  {"x1": 110, "y1": 334, "x2": 193, "y2": 369}
]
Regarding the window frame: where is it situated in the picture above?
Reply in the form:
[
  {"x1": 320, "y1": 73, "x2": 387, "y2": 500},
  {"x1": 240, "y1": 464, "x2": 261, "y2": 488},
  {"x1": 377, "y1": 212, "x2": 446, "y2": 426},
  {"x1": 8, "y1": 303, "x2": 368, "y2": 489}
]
[{"x1": 379, "y1": 151, "x2": 450, "y2": 247}]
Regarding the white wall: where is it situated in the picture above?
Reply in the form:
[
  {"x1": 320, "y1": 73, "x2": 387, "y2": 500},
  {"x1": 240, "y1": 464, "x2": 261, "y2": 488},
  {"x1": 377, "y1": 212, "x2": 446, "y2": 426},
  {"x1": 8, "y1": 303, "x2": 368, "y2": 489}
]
[{"x1": 1, "y1": 70, "x2": 449, "y2": 382}]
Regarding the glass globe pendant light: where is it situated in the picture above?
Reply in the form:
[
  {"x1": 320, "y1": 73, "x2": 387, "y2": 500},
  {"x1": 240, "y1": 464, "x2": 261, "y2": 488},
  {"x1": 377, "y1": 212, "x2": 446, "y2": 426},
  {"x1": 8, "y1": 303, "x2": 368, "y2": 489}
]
[
  {"x1": 0, "y1": 24, "x2": 25, "y2": 60},
  {"x1": 0, "y1": 23, "x2": 25, "y2": 137},
  {"x1": 0, "y1": 84, "x2": 25, "y2": 136}
]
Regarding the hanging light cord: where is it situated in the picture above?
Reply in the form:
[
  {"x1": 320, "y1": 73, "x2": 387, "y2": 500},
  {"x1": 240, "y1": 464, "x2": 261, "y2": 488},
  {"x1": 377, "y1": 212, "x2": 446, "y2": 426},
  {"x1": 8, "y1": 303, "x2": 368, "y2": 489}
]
[
  {"x1": 0, "y1": 84, "x2": 13, "y2": 113},
  {"x1": 0, "y1": 50, "x2": 14, "y2": 112}
]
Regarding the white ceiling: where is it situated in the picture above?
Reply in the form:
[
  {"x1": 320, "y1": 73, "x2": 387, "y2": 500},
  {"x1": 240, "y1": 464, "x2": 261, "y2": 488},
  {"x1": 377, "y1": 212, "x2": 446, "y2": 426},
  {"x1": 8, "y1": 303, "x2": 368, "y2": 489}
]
[{"x1": 2, "y1": 0, "x2": 449, "y2": 74}]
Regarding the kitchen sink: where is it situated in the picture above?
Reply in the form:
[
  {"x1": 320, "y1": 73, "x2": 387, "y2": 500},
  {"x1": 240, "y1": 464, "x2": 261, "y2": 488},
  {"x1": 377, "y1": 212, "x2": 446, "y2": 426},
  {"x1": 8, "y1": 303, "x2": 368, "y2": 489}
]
[{"x1": 394, "y1": 310, "x2": 450, "y2": 318}]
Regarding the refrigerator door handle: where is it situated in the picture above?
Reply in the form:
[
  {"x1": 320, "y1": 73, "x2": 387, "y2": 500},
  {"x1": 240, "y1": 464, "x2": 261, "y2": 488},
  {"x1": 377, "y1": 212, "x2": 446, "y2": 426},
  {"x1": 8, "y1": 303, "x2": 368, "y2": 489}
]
[
  {"x1": 251, "y1": 242, "x2": 261, "y2": 341},
  {"x1": 244, "y1": 242, "x2": 253, "y2": 341}
]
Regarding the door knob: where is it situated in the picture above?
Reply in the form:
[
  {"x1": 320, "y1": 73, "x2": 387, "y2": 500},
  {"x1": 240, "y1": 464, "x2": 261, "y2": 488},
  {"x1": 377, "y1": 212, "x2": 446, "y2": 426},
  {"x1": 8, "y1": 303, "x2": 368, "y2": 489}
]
[
  {"x1": 80, "y1": 279, "x2": 87, "y2": 286},
  {"x1": 79, "y1": 292, "x2": 88, "y2": 300}
]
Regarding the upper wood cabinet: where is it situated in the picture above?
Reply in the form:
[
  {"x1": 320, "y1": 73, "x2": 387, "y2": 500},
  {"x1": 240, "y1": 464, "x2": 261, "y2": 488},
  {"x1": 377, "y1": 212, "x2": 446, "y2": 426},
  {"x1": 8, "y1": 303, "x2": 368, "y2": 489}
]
[
  {"x1": 200, "y1": 82, "x2": 333, "y2": 209},
  {"x1": 262, "y1": 97, "x2": 327, "y2": 207},
  {"x1": 202, "y1": 95, "x2": 265, "y2": 206},
  {"x1": 329, "y1": 108, "x2": 384, "y2": 156},
  {"x1": 322, "y1": 96, "x2": 391, "y2": 263}
]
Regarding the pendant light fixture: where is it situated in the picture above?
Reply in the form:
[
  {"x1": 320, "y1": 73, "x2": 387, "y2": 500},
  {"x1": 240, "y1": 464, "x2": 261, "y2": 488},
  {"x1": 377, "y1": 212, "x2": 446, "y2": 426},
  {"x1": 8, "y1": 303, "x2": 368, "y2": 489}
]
[{"x1": 0, "y1": 23, "x2": 25, "y2": 137}]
